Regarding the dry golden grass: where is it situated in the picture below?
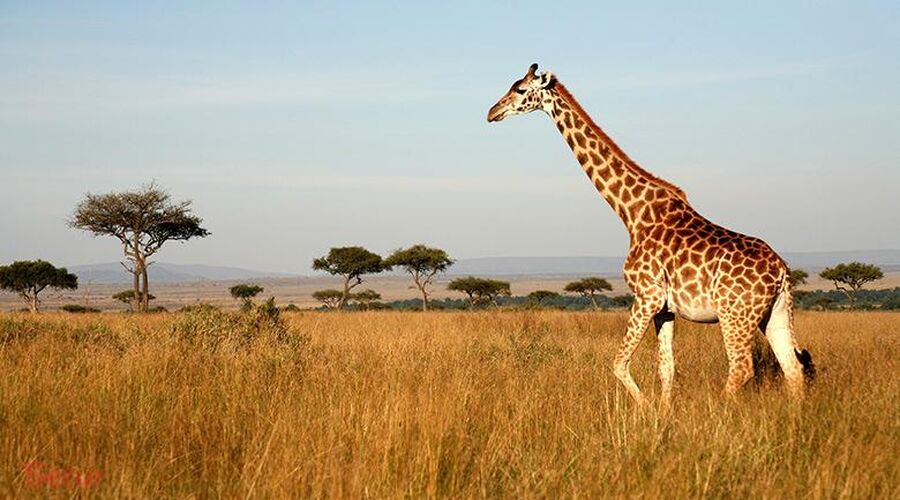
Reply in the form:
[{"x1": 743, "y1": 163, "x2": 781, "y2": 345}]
[{"x1": 0, "y1": 310, "x2": 898, "y2": 498}]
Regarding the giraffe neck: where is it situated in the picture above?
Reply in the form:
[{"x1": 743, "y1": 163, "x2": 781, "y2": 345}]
[{"x1": 545, "y1": 82, "x2": 687, "y2": 234}]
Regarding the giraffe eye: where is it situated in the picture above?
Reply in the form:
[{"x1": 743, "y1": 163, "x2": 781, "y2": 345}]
[{"x1": 514, "y1": 87, "x2": 526, "y2": 95}]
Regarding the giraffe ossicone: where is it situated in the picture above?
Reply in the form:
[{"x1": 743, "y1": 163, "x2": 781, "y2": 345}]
[{"x1": 488, "y1": 63, "x2": 815, "y2": 404}]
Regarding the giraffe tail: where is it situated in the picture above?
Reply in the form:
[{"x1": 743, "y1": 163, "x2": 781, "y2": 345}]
[{"x1": 780, "y1": 275, "x2": 816, "y2": 384}]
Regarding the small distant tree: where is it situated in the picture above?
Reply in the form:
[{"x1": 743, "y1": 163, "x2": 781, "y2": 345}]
[
  {"x1": 788, "y1": 269, "x2": 809, "y2": 288},
  {"x1": 351, "y1": 289, "x2": 382, "y2": 310},
  {"x1": 113, "y1": 290, "x2": 156, "y2": 312},
  {"x1": 312, "y1": 247, "x2": 384, "y2": 309},
  {"x1": 384, "y1": 245, "x2": 454, "y2": 311},
  {"x1": 229, "y1": 284, "x2": 264, "y2": 310},
  {"x1": 611, "y1": 294, "x2": 635, "y2": 309},
  {"x1": 812, "y1": 296, "x2": 834, "y2": 311},
  {"x1": 61, "y1": 304, "x2": 101, "y2": 314},
  {"x1": 564, "y1": 277, "x2": 613, "y2": 309},
  {"x1": 447, "y1": 276, "x2": 511, "y2": 308},
  {"x1": 69, "y1": 183, "x2": 209, "y2": 313},
  {"x1": 881, "y1": 295, "x2": 900, "y2": 310},
  {"x1": 793, "y1": 290, "x2": 812, "y2": 306},
  {"x1": 527, "y1": 290, "x2": 560, "y2": 305},
  {"x1": 819, "y1": 262, "x2": 884, "y2": 309},
  {"x1": 0, "y1": 260, "x2": 78, "y2": 313},
  {"x1": 312, "y1": 289, "x2": 344, "y2": 310},
  {"x1": 447, "y1": 277, "x2": 480, "y2": 307}
]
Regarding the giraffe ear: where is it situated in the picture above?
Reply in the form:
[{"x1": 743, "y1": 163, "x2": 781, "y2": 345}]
[
  {"x1": 526, "y1": 63, "x2": 538, "y2": 78},
  {"x1": 539, "y1": 72, "x2": 557, "y2": 89}
]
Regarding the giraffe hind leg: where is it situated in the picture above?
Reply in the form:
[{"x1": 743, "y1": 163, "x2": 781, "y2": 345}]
[
  {"x1": 719, "y1": 312, "x2": 761, "y2": 396},
  {"x1": 654, "y1": 311, "x2": 676, "y2": 410}
]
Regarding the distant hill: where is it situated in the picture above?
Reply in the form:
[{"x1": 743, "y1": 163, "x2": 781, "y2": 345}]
[
  {"x1": 70, "y1": 262, "x2": 296, "y2": 284},
  {"x1": 450, "y1": 256, "x2": 625, "y2": 277},
  {"x1": 69, "y1": 249, "x2": 900, "y2": 283},
  {"x1": 449, "y1": 249, "x2": 900, "y2": 277},
  {"x1": 780, "y1": 250, "x2": 900, "y2": 272}
]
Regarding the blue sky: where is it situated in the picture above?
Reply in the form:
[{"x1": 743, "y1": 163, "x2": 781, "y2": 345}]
[{"x1": 2, "y1": 1, "x2": 898, "y2": 273}]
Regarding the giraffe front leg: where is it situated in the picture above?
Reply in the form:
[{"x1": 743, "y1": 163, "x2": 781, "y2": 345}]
[
  {"x1": 654, "y1": 311, "x2": 676, "y2": 410},
  {"x1": 613, "y1": 291, "x2": 665, "y2": 405}
]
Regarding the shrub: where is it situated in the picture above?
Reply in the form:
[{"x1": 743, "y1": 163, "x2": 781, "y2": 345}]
[
  {"x1": 178, "y1": 303, "x2": 220, "y2": 313},
  {"x1": 882, "y1": 295, "x2": 900, "y2": 310},
  {"x1": 171, "y1": 299, "x2": 308, "y2": 353},
  {"x1": 61, "y1": 304, "x2": 102, "y2": 314}
]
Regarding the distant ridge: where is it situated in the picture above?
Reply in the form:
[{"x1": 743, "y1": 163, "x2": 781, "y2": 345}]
[
  {"x1": 449, "y1": 256, "x2": 625, "y2": 277},
  {"x1": 70, "y1": 262, "x2": 296, "y2": 284},
  {"x1": 448, "y1": 249, "x2": 900, "y2": 277},
  {"x1": 68, "y1": 249, "x2": 900, "y2": 283}
]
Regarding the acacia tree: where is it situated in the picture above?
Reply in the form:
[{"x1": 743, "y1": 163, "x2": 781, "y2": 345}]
[
  {"x1": 312, "y1": 289, "x2": 343, "y2": 310},
  {"x1": 812, "y1": 296, "x2": 834, "y2": 311},
  {"x1": 447, "y1": 276, "x2": 511, "y2": 308},
  {"x1": 351, "y1": 289, "x2": 382, "y2": 310},
  {"x1": 0, "y1": 260, "x2": 78, "y2": 313},
  {"x1": 384, "y1": 244, "x2": 454, "y2": 311},
  {"x1": 70, "y1": 183, "x2": 209, "y2": 312},
  {"x1": 527, "y1": 290, "x2": 560, "y2": 305},
  {"x1": 229, "y1": 284, "x2": 264, "y2": 310},
  {"x1": 788, "y1": 269, "x2": 809, "y2": 288},
  {"x1": 564, "y1": 277, "x2": 613, "y2": 309},
  {"x1": 312, "y1": 247, "x2": 384, "y2": 309},
  {"x1": 820, "y1": 262, "x2": 883, "y2": 309},
  {"x1": 112, "y1": 290, "x2": 156, "y2": 312},
  {"x1": 611, "y1": 294, "x2": 635, "y2": 309}
]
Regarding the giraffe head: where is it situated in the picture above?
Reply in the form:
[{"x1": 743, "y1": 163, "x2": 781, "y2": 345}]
[{"x1": 487, "y1": 63, "x2": 557, "y2": 122}]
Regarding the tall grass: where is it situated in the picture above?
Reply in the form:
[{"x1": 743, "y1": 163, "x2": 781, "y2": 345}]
[{"x1": 0, "y1": 310, "x2": 897, "y2": 498}]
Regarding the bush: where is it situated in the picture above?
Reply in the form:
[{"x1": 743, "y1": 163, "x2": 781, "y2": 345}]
[
  {"x1": 178, "y1": 303, "x2": 220, "y2": 313},
  {"x1": 171, "y1": 299, "x2": 308, "y2": 353},
  {"x1": 61, "y1": 304, "x2": 101, "y2": 313},
  {"x1": 882, "y1": 295, "x2": 900, "y2": 310}
]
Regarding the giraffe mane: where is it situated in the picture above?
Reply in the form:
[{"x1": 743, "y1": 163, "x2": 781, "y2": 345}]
[{"x1": 553, "y1": 82, "x2": 689, "y2": 203}]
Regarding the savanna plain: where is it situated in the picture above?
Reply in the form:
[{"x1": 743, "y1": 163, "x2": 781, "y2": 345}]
[{"x1": 1, "y1": 309, "x2": 898, "y2": 498}]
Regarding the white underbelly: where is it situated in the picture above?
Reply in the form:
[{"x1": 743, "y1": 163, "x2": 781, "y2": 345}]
[{"x1": 667, "y1": 290, "x2": 718, "y2": 323}]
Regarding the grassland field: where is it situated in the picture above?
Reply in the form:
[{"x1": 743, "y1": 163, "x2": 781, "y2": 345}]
[{"x1": 0, "y1": 309, "x2": 898, "y2": 498}]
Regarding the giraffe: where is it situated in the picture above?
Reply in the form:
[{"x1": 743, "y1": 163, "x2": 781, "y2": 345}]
[{"x1": 487, "y1": 64, "x2": 814, "y2": 405}]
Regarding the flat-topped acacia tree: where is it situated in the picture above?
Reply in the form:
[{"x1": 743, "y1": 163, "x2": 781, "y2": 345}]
[
  {"x1": 447, "y1": 276, "x2": 511, "y2": 308},
  {"x1": 820, "y1": 262, "x2": 883, "y2": 309},
  {"x1": 229, "y1": 284, "x2": 264, "y2": 310},
  {"x1": 384, "y1": 245, "x2": 454, "y2": 311},
  {"x1": 312, "y1": 247, "x2": 384, "y2": 309},
  {"x1": 350, "y1": 289, "x2": 382, "y2": 310},
  {"x1": 527, "y1": 290, "x2": 560, "y2": 306},
  {"x1": 70, "y1": 183, "x2": 209, "y2": 313},
  {"x1": 564, "y1": 277, "x2": 612, "y2": 309},
  {"x1": 0, "y1": 260, "x2": 78, "y2": 313},
  {"x1": 788, "y1": 269, "x2": 809, "y2": 288},
  {"x1": 312, "y1": 289, "x2": 343, "y2": 310}
]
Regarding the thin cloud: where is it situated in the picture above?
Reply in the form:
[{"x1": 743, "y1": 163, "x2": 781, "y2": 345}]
[
  {"x1": 0, "y1": 71, "x2": 471, "y2": 122},
  {"x1": 13, "y1": 167, "x2": 580, "y2": 195},
  {"x1": 589, "y1": 55, "x2": 855, "y2": 90}
]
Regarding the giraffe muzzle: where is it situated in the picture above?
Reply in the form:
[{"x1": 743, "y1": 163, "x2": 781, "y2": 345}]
[{"x1": 487, "y1": 105, "x2": 506, "y2": 123}]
